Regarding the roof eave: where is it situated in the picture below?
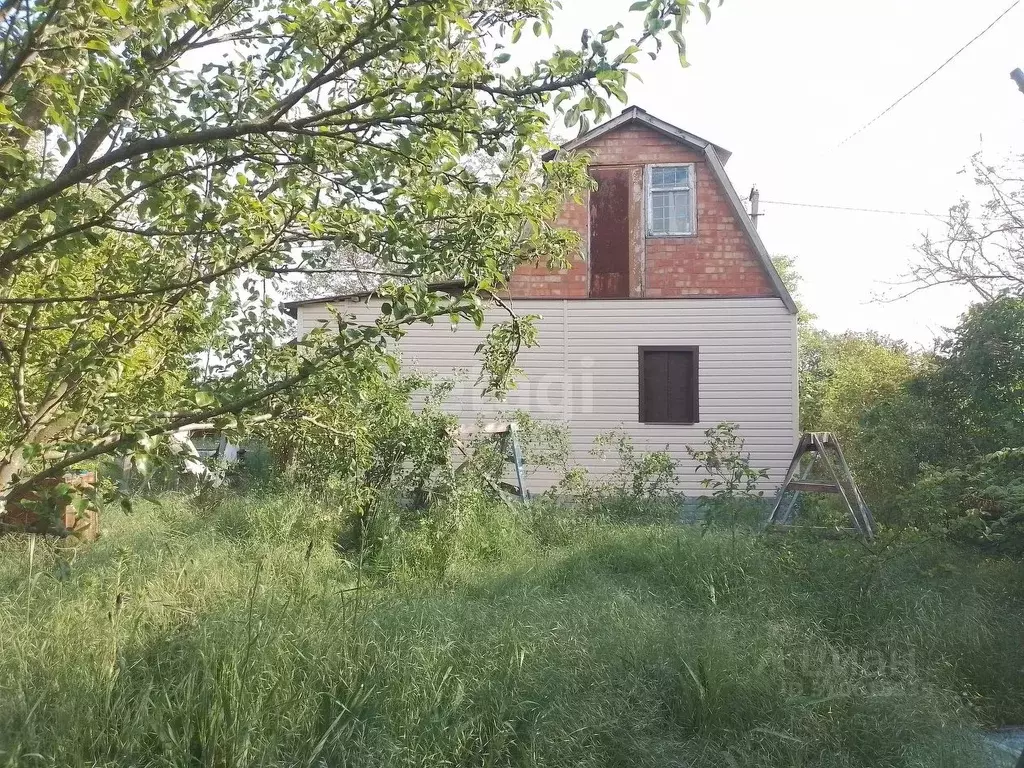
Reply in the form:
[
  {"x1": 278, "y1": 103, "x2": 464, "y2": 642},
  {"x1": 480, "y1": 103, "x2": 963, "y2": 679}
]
[
  {"x1": 702, "y1": 146, "x2": 798, "y2": 315},
  {"x1": 279, "y1": 280, "x2": 472, "y2": 318},
  {"x1": 545, "y1": 107, "x2": 732, "y2": 164}
]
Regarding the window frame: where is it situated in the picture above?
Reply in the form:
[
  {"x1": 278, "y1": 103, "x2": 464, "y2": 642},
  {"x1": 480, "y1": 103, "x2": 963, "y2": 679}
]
[
  {"x1": 638, "y1": 345, "x2": 700, "y2": 425},
  {"x1": 646, "y1": 163, "x2": 697, "y2": 237}
]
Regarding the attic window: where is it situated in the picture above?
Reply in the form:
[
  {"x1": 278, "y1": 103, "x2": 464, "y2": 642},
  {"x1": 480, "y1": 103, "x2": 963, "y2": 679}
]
[{"x1": 648, "y1": 164, "x2": 695, "y2": 236}]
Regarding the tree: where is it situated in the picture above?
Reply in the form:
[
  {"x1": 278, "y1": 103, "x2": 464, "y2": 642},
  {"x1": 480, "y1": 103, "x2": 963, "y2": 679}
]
[
  {"x1": 906, "y1": 152, "x2": 1024, "y2": 300},
  {"x1": 799, "y1": 330, "x2": 917, "y2": 442},
  {"x1": 927, "y1": 296, "x2": 1024, "y2": 455},
  {"x1": 0, "y1": 0, "x2": 712, "y2": 505},
  {"x1": 860, "y1": 298, "x2": 1024, "y2": 542},
  {"x1": 771, "y1": 254, "x2": 814, "y2": 327},
  {"x1": 286, "y1": 151, "x2": 513, "y2": 301},
  {"x1": 771, "y1": 255, "x2": 921, "y2": 508}
]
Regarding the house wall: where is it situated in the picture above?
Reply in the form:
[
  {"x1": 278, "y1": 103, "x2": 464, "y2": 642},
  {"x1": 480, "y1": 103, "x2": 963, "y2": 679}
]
[
  {"x1": 297, "y1": 297, "x2": 798, "y2": 495},
  {"x1": 508, "y1": 123, "x2": 777, "y2": 300}
]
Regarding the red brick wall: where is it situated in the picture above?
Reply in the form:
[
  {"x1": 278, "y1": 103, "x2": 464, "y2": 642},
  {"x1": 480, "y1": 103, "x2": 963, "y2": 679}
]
[
  {"x1": 507, "y1": 196, "x2": 589, "y2": 298},
  {"x1": 508, "y1": 122, "x2": 778, "y2": 300}
]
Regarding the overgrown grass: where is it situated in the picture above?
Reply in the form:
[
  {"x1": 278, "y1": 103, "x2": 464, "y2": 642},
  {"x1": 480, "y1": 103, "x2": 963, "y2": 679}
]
[{"x1": 0, "y1": 490, "x2": 1021, "y2": 767}]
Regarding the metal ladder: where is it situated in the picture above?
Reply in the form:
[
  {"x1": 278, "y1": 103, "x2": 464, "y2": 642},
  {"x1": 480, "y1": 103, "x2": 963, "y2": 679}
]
[
  {"x1": 449, "y1": 422, "x2": 529, "y2": 504},
  {"x1": 767, "y1": 432, "x2": 875, "y2": 539}
]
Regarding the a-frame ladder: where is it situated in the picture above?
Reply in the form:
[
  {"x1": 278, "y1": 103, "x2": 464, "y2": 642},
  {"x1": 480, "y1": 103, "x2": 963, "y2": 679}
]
[
  {"x1": 767, "y1": 432, "x2": 875, "y2": 539},
  {"x1": 449, "y1": 422, "x2": 529, "y2": 504}
]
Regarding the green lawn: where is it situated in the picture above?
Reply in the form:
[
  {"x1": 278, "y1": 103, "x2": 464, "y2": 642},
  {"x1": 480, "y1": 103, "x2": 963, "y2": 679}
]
[{"x1": 0, "y1": 491, "x2": 1021, "y2": 767}]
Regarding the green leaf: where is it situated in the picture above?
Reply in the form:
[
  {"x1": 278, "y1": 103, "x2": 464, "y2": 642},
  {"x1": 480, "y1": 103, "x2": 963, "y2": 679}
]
[
  {"x1": 565, "y1": 104, "x2": 581, "y2": 128},
  {"x1": 0, "y1": 0, "x2": 698, "y2": 486}
]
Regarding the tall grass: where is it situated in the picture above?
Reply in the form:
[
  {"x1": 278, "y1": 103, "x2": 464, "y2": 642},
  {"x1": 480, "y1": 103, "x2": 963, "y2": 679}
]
[{"x1": 0, "y1": 490, "x2": 1020, "y2": 766}]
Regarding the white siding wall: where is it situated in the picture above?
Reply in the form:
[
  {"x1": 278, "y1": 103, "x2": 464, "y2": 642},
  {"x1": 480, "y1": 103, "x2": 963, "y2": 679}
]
[{"x1": 298, "y1": 298, "x2": 798, "y2": 495}]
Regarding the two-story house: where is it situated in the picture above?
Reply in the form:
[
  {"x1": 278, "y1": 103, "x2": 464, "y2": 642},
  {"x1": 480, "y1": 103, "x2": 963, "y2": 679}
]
[{"x1": 284, "y1": 107, "x2": 798, "y2": 495}]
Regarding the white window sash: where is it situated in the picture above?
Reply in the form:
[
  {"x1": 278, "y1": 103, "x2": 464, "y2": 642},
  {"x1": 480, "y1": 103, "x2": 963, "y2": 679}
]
[{"x1": 647, "y1": 163, "x2": 696, "y2": 236}]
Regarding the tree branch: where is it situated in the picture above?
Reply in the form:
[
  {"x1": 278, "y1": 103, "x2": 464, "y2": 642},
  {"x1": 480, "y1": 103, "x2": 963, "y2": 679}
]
[{"x1": 3, "y1": 305, "x2": 461, "y2": 496}]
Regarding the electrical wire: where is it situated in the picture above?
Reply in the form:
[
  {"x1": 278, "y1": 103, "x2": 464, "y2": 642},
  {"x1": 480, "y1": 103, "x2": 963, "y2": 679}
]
[
  {"x1": 760, "y1": 199, "x2": 942, "y2": 218},
  {"x1": 838, "y1": 0, "x2": 1021, "y2": 146}
]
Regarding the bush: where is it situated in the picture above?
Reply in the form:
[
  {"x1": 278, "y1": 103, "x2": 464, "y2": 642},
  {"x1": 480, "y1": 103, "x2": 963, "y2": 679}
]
[
  {"x1": 258, "y1": 348, "x2": 457, "y2": 539},
  {"x1": 687, "y1": 422, "x2": 769, "y2": 533},
  {"x1": 902, "y1": 448, "x2": 1024, "y2": 555},
  {"x1": 553, "y1": 430, "x2": 681, "y2": 523}
]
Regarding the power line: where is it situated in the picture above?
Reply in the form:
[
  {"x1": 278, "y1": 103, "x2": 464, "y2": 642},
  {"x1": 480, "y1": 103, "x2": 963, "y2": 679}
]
[
  {"x1": 838, "y1": 0, "x2": 1021, "y2": 146},
  {"x1": 760, "y1": 199, "x2": 942, "y2": 218}
]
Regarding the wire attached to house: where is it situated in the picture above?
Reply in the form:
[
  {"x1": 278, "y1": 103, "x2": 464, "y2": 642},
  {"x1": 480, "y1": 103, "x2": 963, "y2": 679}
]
[
  {"x1": 838, "y1": 0, "x2": 1021, "y2": 146},
  {"x1": 760, "y1": 199, "x2": 942, "y2": 218}
]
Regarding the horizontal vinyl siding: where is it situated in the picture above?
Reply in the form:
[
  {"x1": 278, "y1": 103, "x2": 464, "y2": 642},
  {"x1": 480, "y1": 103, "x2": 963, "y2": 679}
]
[{"x1": 298, "y1": 298, "x2": 798, "y2": 495}]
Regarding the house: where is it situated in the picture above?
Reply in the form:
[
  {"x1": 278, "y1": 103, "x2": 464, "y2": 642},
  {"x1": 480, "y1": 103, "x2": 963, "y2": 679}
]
[{"x1": 283, "y1": 107, "x2": 798, "y2": 495}]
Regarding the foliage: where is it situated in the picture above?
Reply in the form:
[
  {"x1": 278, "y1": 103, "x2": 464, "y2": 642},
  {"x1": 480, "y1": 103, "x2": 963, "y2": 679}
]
[
  {"x1": 686, "y1": 422, "x2": 768, "y2": 532},
  {"x1": 558, "y1": 429, "x2": 680, "y2": 521},
  {"x1": 902, "y1": 448, "x2": 1024, "y2": 555},
  {"x1": 771, "y1": 254, "x2": 814, "y2": 327},
  {"x1": 0, "y1": 0, "x2": 706, "y2": 507},
  {"x1": 858, "y1": 298, "x2": 1024, "y2": 543},
  {"x1": 771, "y1": 257, "x2": 923, "y2": 516},
  {"x1": 0, "y1": 491, "x2": 1021, "y2": 765},
  {"x1": 798, "y1": 330, "x2": 919, "y2": 445},
  {"x1": 501, "y1": 410, "x2": 574, "y2": 479},
  {"x1": 285, "y1": 153, "x2": 513, "y2": 302},
  {"x1": 593, "y1": 429, "x2": 678, "y2": 499},
  {"x1": 257, "y1": 346, "x2": 456, "y2": 529},
  {"x1": 928, "y1": 295, "x2": 1024, "y2": 455}
]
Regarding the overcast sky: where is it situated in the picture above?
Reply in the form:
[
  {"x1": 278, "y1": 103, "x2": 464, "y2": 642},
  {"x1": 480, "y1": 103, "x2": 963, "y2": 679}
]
[{"x1": 534, "y1": 0, "x2": 1024, "y2": 346}]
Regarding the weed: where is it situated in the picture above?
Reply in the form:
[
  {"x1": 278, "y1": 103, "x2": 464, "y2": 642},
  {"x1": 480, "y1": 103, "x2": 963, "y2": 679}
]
[{"x1": 0, "y1": 492, "x2": 1019, "y2": 766}]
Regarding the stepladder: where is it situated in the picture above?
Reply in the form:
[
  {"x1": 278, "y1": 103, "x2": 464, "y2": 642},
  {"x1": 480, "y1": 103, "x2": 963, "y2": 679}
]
[
  {"x1": 767, "y1": 432, "x2": 875, "y2": 539},
  {"x1": 448, "y1": 422, "x2": 529, "y2": 504}
]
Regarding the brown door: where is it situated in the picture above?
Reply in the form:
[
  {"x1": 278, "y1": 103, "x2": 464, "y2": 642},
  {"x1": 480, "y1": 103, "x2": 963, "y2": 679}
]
[{"x1": 589, "y1": 167, "x2": 630, "y2": 298}]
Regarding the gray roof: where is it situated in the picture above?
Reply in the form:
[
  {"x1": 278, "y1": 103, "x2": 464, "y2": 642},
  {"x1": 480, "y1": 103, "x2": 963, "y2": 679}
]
[{"x1": 543, "y1": 106, "x2": 732, "y2": 164}]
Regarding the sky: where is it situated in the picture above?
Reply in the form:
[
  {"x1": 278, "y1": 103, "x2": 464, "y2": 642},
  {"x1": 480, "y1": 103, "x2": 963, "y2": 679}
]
[{"x1": 530, "y1": 0, "x2": 1024, "y2": 346}]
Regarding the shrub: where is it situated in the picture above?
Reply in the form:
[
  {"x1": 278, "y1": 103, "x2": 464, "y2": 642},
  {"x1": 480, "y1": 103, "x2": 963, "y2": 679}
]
[
  {"x1": 686, "y1": 422, "x2": 769, "y2": 534},
  {"x1": 558, "y1": 430, "x2": 681, "y2": 522},
  {"x1": 258, "y1": 348, "x2": 457, "y2": 539},
  {"x1": 902, "y1": 448, "x2": 1024, "y2": 555}
]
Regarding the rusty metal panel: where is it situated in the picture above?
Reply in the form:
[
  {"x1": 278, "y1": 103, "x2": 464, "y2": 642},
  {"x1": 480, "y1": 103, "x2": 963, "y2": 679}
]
[{"x1": 589, "y1": 167, "x2": 630, "y2": 298}]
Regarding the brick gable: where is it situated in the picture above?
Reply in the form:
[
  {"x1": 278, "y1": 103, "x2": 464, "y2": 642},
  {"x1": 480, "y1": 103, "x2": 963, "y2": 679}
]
[{"x1": 508, "y1": 122, "x2": 778, "y2": 300}]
